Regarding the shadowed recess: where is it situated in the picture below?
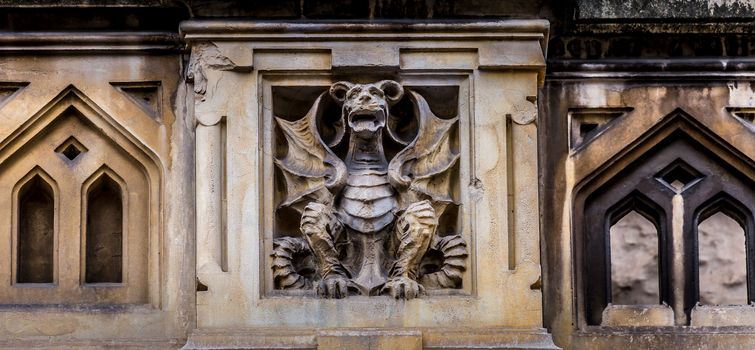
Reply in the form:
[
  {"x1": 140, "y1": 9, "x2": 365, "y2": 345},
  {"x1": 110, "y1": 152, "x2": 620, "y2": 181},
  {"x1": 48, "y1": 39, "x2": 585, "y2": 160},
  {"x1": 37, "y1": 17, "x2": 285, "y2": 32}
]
[
  {"x1": 85, "y1": 174, "x2": 123, "y2": 284},
  {"x1": 17, "y1": 175, "x2": 55, "y2": 284}
]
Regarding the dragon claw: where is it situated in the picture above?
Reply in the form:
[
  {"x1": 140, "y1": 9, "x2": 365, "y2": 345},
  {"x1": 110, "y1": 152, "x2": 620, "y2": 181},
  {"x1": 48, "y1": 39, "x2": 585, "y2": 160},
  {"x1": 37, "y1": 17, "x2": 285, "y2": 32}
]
[
  {"x1": 317, "y1": 275, "x2": 351, "y2": 299},
  {"x1": 381, "y1": 276, "x2": 425, "y2": 300}
]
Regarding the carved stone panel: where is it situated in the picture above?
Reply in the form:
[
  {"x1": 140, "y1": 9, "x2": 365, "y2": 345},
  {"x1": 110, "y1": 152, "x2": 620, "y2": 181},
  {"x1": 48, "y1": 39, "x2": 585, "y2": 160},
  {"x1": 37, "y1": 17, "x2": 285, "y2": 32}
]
[
  {"x1": 541, "y1": 78, "x2": 755, "y2": 350},
  {"x1": 0, "y1": 37, "x2": 191, "y2": 348},
  {"x1": 0, "y1": 92, "x2": 153, "y2": 305},
  {"x1": 270, "y1": 81, "x2": 466, "y2": 299},
  {"x1": 185, "y1": 21, "x2": 554, "y2": 349}
]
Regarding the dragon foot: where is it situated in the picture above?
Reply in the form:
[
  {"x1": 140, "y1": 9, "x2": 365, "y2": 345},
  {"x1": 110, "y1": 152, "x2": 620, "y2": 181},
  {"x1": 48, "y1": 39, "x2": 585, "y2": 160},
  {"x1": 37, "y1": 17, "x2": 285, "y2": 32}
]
[
  {"x1": 381, "y1": 276, "x2": 426, "y2": 299},
  {"x1": 316, "y1": 275, "x2": 352, "y2": 299}
]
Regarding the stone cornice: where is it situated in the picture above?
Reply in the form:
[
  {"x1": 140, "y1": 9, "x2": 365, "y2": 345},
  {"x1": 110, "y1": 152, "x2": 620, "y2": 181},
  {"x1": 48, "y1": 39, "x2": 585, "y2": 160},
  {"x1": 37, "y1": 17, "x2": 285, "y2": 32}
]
[
  {"x1": 181, "y1": 20, "x2": 549, "y2": 85},
  {"x1": 548, "y1": 58, "x2": 755, "y2": 80},
  {"x1": 0, "y1": 32, "x2": 181, "y2": 53},
  {"x1": 179, "y1": 20, "x2": 549, "y2": 44}
]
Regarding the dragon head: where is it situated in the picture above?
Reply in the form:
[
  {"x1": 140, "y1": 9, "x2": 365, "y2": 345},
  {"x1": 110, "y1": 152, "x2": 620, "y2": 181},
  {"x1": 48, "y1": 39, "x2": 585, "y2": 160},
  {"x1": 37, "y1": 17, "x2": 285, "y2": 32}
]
[{"x1": 330, "y1": 80, "x2": 404, "y2": 134}]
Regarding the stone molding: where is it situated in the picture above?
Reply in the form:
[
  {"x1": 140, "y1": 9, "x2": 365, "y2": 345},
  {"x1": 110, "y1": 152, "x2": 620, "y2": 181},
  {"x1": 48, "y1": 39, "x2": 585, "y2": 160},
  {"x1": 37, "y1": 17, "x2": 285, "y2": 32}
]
[
  {"x1": 0, "y1": 32, "x2": 180, "y2": 53},
  {"x1": 181, "y1": 20, "x2": 548, "y2": 81}
]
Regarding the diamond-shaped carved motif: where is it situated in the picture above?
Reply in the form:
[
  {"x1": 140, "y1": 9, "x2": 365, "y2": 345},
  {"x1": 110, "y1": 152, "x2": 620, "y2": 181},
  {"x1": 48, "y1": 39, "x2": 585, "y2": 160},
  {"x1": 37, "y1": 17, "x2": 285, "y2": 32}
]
[
  {"x1": 55, "y1": 136, "x2": 88, "y2": 161},
  {"x1": 655, "y1": 159, "x2": 704, "y2": 193}
]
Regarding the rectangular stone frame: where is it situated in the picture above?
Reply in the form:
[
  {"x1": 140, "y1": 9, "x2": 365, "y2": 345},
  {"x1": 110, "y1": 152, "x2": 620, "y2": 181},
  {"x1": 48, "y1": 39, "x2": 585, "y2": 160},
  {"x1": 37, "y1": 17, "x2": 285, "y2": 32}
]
[
  {"x1": 186, "y1": 21, "x2": 555, "y2": 349},
  {"x1": 260, "y1": 73, "x2": 474, "y2": 297},
  {"x1": 541, "y1": 71, "x2": 755, "y2": 349},
  {"x1": 0, "y1": 34, "x2": 193, "y2": 348}
]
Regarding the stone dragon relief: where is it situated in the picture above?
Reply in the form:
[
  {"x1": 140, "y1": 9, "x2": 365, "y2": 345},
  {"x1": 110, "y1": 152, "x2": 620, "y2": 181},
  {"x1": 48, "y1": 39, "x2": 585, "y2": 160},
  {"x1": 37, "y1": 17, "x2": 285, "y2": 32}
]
[{"x1": 270, "y1": 80, "x2": 468, "y2": 299}]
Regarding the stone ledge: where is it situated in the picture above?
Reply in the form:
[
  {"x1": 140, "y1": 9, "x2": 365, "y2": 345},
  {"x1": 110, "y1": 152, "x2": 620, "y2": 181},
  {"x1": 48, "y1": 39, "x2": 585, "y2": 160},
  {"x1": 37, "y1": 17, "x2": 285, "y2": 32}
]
[
  {"x1": 691, "y1": 304, "x2": 755, "y2": 327},
  {"x1": 0, "y1": 338, "x2": 185, "y2": 349},
  {"x1": 318, "y1": 329, "x2": 422, "y2": 350},
  {"x1": 574, "y1": 330, "x2": 755, "y2": 350},
  {"x1": 179, "y1": 20, "x2": 550, "y2": 40},
  {"x1": 0, "y1": 32, "x2": 181, "y2": 53},
  {"x1": 183, "y1": 328, "x2": 559, "y2": 350}
]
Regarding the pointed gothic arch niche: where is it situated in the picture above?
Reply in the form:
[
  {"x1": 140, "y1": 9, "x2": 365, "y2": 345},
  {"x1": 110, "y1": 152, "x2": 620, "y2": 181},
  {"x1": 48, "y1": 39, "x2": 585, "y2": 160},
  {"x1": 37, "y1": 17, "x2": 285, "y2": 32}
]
[
  {"x1": 583, "y1": 190, "x2": 669, "y2": 324},
  {"x1": 574, "y1": 109, "x2": 754, "y2": 327},
  {"x1": 609, "y1": 205, "x2": 661, "y2": 305},
  {"x1": 694, "y1": 194, "x2": 754, "y2": 305},
  {"x1": 13, "y1": 168, "x2": 57, "y2": 284},
  {"x1": 83, "y1": 168, "x2": 126, "y2": 284},
  {"x1": 0, "y1": 86, "x2": 162, "y2": 305}
]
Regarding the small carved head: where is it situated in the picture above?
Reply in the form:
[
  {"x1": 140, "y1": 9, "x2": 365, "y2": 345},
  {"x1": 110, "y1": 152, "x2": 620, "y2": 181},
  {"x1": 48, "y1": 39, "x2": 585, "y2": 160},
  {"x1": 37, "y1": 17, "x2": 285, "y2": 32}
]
[{"x1": 329, "y1": 80, "x2": 404, "y2": 134}]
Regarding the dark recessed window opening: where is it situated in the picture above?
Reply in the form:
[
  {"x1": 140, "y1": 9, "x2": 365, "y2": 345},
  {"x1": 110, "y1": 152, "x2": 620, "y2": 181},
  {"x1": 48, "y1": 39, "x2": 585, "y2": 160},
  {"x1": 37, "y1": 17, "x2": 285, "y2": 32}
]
[
  {"x1": 17, "y1": 175, "x2": 55, "y2": 283},
  {"x1": 85, "y1": 175, "x2": 123, "y2": 284},
  {"x1": 577, "y1": 120, "x2": 754, "y2": 326},
  {"x1": 610, "y1": 210, "x2": 660, "y2": 305},
  {"x1": 698, "y1": 212, "x2": 747, "y2": 305}
]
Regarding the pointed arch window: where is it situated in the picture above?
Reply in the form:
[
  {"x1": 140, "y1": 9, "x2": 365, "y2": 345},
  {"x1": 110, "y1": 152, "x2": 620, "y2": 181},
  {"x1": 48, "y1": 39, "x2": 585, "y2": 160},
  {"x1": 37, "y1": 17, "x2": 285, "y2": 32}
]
[
  {"x1": 610, "y1": 209, "x2": 661, "y2": 305},
  {"x1": 575, "y1": 113, "x2": 754, "y2": 327},
  {"x1": 583, "y1": 191, "x2": 669, "y2": 325},
  {"x1": 694, "y1": 194, "x2": 754, "y2": 306},
  {"x1": 84, "y1": 172, "x2": 124, "y2": 284},
  {"x1": 16, "y1": 173, "x2": 56, "y2": 284}
]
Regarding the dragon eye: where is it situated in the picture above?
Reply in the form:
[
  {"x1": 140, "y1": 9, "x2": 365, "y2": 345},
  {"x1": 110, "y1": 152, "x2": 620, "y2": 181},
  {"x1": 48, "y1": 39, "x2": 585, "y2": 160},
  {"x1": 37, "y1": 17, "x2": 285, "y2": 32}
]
[
  {"x1": 347, "y1": 88, "x2": 360, "y2": 100},
  {"x1": 369, "y1": 86, "x2": 384, "y2": 98}
]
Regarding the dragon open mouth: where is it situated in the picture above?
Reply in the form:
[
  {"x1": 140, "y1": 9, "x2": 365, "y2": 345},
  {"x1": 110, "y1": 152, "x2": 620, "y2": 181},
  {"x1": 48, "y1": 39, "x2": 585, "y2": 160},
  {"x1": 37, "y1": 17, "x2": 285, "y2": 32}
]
[
  {"x1": 351, "y1": 113, "x2": 376, "y2": 123},
  {"x1": 348, "y1": 109, "x2": 386, "y2": 132}
]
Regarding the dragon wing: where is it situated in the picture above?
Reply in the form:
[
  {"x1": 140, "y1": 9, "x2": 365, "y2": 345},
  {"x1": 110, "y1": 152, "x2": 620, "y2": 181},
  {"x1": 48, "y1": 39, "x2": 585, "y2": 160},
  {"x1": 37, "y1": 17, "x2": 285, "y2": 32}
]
[
  {"x1": 275, "y1": 93, "x2": 347, "y2": 213},
  {"x1": 388, "y1": 91, "x2": 460, "y2": 214}
]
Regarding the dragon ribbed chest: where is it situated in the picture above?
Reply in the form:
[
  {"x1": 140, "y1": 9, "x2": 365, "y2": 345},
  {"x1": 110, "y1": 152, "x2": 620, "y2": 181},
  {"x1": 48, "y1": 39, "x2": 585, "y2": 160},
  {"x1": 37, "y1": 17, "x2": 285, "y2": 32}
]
[{"x1": 336, "y1": 170, "x2": 398, "y2": 233}]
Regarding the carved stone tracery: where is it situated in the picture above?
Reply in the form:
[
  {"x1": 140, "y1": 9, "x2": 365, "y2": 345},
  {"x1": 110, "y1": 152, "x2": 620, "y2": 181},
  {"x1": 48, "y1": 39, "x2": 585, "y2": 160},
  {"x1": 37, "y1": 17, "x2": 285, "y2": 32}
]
[{"x1": 271, "y1": 80, "x2": 467, "y2": 299}]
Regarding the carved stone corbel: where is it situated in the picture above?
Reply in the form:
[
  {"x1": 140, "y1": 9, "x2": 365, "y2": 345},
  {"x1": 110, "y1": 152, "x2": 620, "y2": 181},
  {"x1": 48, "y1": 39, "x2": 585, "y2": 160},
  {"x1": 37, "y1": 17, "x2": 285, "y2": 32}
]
[
  {"x1": 188, "y1": 42, "x2": 252, "y2": 98},
  {"x1": 190, "y1": 42, "x2": 251, "y2": 278},
  {"x1": 509, "y1": 95, "x2": 538, "y2": 125}
]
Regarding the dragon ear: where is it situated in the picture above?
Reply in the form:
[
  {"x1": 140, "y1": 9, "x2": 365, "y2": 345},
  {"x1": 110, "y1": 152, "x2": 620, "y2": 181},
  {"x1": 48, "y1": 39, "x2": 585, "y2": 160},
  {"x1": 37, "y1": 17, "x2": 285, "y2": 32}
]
[
  {"x1": 329, "y1": 81, "x2": 354, "y2": 104},
  {"x1": 377, "y1": 80, "x2": 404, "y2": 104}
]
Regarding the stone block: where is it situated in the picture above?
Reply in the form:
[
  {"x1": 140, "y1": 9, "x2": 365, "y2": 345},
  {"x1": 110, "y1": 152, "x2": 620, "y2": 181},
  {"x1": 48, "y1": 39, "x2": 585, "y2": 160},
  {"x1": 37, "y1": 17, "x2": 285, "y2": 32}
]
[
  {"x1": 601, "y1": 305, "x2": 675, "y2": 327},
  {"x1": 691, "y1": 304, "x2": 755, "y2": 327},
  {"x1": 317, "y1": 329, "x2": 422, "y2": 350},
  {"x1": 332, "y1": 45, "x2": 400, "y2": 71}
]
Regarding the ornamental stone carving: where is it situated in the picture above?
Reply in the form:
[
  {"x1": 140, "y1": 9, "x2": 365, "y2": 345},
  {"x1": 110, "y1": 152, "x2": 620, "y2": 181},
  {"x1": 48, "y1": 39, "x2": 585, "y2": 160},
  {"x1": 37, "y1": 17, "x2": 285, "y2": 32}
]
[
  {"x1": 271, "y1": 80, "x2": 467, "y2": 299},
  {"x1": 186, "y1": 20, "x2": 552, "y2": 349}
]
